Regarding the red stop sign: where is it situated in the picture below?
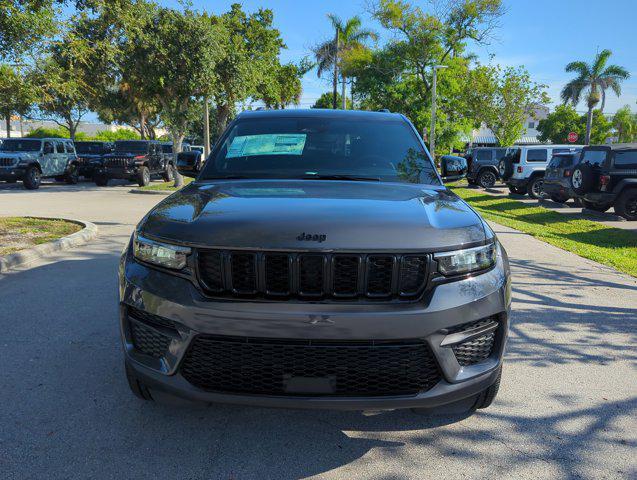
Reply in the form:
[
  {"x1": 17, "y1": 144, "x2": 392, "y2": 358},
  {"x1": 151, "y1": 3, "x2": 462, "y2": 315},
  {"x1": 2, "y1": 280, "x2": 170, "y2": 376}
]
[{"x1": 567, "y1": 132, "x2": 578, "y2": 143}]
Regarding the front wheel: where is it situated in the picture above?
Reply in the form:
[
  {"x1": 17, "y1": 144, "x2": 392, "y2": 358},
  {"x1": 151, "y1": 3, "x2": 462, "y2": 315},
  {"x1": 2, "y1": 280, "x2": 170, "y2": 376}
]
[
  {"x1": 614, "y1": 188, "x2": 637, "y2": 221},
  {"x1": 527, "y1": 177, "x2": 544, "y2": 199},
  {"x1": 550, "y1": 194, "x2": 568, "y2": 204},
  {"x1": 23, "y1": 166, "x2": 41, "y2": 190},
  {"x1": 94, "y1": 175, "x2": 109, "y2": 187},
  {"x1": 137, "y1": 166, "x2": 150, "y2": 187}
]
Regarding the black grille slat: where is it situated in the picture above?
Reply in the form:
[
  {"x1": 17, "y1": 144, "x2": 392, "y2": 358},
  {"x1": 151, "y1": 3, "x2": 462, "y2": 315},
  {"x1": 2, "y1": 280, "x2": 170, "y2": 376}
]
[
  {"x1": 0, "y1": 157, "x2": 17, "y2": 167},
  {"x1": 231, "y1": 253, "x2": 257, "y2": 294},
  {"x1": 265, "y1": 254, "x2": 291, "y2": 295},
  {"x1": 197, "y1": 250, "x2": 429, "y2": 301},
  {"x1": 366, "y1": 256, "x2": 394, "y2": 297},
  {"x1": 451, "y1": 318, "x2": 498, "y2": 366},
  {"x1": 198, "y1": 251, "x2": 224, "y2": 292},
  {"x1": 299, "y1": 255, "x2": 325, "y2": 296},
  {"x1": 400, "y1": 256, "x2": 428, "y2": 295},
  {"x1": 181, "y1": 335, "x2": 441, "y2": 397}
]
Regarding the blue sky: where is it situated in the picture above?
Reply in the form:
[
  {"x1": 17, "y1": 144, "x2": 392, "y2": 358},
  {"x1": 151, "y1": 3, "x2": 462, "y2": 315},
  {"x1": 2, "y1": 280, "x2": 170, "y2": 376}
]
[{"x1": 172, "y1": 0, "x2": 636, "y2": 114}]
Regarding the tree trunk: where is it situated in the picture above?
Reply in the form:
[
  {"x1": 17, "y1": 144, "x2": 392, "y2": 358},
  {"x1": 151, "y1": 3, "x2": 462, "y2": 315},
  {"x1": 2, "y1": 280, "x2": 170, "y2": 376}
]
[
  {"x1": 215, "y1": 103, "x2": 230, "y2": 137},
  {"x1": 139, "y1": 112, "x2": 146, "y2": 140},
  {"x1": 69, "y1": 122, "x2": 76, "y2": 141},
  {"x1": 5, "y1": 116, "x2": 10, "y2": 138},
  {"x1": 172, "y1": 131, "x2": 184, "y2": 188},
  {"x1": 332, "y1": 29, "x2": 339, "y2": 109},
  {"x1": 341, "y1": 74, "x2": 347, "y2": 110},
  {"x1": 585, "y1": 107, "x2": 593, "y2": 145}
]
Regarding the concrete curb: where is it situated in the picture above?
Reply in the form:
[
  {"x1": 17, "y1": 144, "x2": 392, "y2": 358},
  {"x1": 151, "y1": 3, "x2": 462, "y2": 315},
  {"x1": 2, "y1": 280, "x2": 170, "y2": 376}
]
[
  {"x1": 0, "y1": 217, "x2": 98, "y2": 273},
  {"x1": 129, "y1": 188, "x2": 173, "y2": 195}
]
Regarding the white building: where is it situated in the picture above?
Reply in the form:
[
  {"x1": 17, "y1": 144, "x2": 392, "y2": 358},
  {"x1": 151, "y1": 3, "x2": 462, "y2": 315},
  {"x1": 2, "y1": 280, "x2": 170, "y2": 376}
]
[{"x1": 469, "y1": 105, "x2": 550, "y2": 146}]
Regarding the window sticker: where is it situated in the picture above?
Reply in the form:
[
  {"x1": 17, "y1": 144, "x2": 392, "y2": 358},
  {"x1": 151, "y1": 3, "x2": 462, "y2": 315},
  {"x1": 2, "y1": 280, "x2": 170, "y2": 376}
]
[{"x1": 226, "y1": 134, "x2": 307, "y2": 158}]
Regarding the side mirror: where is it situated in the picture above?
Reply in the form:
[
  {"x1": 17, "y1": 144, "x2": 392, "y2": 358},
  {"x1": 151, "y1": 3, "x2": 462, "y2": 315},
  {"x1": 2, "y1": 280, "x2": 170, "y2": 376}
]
[
  {"x1": 440, "y1": 155, "x2": 468, "y2": 183},
  {"x1": 176, "y1": 151, "x2": 200, "y2": 178}
]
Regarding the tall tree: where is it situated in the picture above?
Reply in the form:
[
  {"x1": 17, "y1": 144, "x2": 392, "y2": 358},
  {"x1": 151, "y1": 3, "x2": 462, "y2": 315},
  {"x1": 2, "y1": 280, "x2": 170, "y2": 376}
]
[
  {"x1": 313, "y1": 15, "x2": 376, "y2": 109},
  {"x1": 0, "y1": 65, "x2": 36, "y2": 137},
  {"x1": 463, "y1": 64, "x2": 549, "y2": 146},
  {"x1": 211, "y1": 4, "x2": 285, "y2": 135},
  {"x1": 612, "y1": 106, "x2": 637, "y2": 143},
  {"x1": 561, "y1": 49, "x2": 630, "y2": 144},
  {"x1": 0, "y1": 0, "x2": 57, "y2": 61}
]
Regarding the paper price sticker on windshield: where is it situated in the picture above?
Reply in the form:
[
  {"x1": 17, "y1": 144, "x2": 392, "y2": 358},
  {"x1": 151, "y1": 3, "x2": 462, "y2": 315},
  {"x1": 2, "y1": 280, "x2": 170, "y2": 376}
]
[{"x1": 227, "y1": 134, "x2": 306, "y2": 158}]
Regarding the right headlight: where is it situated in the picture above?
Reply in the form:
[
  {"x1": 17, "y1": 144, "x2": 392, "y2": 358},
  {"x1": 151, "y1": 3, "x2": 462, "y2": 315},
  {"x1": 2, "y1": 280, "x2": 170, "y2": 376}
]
[
  {"x1": 434, "y1": 243, "x2": 497, "y2": 276},
  {"x1": 133, "y1": 232, "x2": 191, "y2": 270}
]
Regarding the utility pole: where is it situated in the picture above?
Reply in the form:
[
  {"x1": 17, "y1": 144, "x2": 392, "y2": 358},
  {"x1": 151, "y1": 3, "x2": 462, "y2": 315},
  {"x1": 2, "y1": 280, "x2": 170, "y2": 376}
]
[
  {"x1": 203, "y1": 96, "x2": 211, "y2": 157},
  {"x1": 429, "y1": 65, "x2": 447, "y2": 158},
  {"x1": 332, "y1": 29, "x2": 339, "y2": 109}
]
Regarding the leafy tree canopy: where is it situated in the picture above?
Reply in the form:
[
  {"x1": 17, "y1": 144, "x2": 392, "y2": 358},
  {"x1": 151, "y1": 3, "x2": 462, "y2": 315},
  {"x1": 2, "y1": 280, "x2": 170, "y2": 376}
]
[
  {"x1": 312, "y1": 92, "x2": 352, "y2": 110},
  {"x1": 537, "y1": 104, "x2": 614, "y2": 145}
]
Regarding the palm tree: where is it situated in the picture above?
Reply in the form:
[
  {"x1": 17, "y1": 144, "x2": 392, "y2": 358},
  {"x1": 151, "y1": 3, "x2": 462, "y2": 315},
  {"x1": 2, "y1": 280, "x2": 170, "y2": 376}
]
[
  {"x1": 561, "y1": 49, "x2": 630, "y2": 144},
  {"x1": 313, "y1": 15, "x2": 376, "y2": 109}
]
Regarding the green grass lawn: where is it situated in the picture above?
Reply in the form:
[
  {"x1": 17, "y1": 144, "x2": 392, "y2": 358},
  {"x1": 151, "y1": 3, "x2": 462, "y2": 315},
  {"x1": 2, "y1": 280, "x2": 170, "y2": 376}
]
[
  {"x1": 0, "y1": 217, "x2": 82, "y2": 256},
  {"x1": 137, "y1": 177, "x2": 193, "y2": 191},
  {"x1": 451, "y1": 186, "x2": 637, "y2": 278}
]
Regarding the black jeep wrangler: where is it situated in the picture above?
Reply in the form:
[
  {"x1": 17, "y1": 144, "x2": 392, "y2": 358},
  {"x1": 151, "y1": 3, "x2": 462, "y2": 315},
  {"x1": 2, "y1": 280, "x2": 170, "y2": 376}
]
[
  {"x1": 571, "y1": 143, "x2": 637, "y2": 220},
  {"x1": 466, "y1": 147, "x2": 508, "y2": 188},
  {"x1": 75, "y1": 141, "x2": 114, "y2": 180},
  {"x1": 94, "y1": 140, "x2": 175, "y2": 187}
]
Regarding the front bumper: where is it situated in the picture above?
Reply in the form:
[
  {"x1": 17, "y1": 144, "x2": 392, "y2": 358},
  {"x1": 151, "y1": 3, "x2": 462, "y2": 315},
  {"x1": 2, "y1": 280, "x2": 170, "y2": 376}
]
[
  {"x1": 119, "y1": 244, "x2": 511, "y2": 409},
  {"x1": 0, "y1": 166, "x2": 25, "y2": 181},
  {"x1": 95, "y1": 166, "x2": 139, "y2": 180}
]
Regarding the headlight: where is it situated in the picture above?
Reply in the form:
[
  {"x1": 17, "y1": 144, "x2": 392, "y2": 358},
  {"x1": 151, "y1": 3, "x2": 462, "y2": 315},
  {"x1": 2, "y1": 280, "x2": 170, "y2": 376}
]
[
  {"x1": 133, "y1": 233, "x2": 191, "y2": 270},
  {"x1": 434, "y1": 243, "x2": 497, "y2": 276}
]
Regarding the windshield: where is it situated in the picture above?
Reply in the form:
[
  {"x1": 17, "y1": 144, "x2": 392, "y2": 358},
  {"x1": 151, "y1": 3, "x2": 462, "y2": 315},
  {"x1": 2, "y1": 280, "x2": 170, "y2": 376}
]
[
  {"x1": 549, "y1": 154, "x2": 577, "y2": 168},
  {"x1": 0, "y1": 139, "x2": 41, "y2": 152},
  {"x1": 114, "y1": 141, "x2": 148, "y2": 154},
  {"x1": 76, "y1": 142, "x2": 109, "y2": 154},
  {"x1": 200, "y1": 117, "x2": 440, "y2": 185}
]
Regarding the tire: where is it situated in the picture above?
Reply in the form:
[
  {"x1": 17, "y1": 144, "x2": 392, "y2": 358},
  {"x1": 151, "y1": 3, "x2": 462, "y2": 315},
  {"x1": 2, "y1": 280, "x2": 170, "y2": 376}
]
[
  {"x1": 162, "y1": 163, "x2": 175, "y2": 182},
  {"x1": 125, "y1": 362, "x2": 153, "y2": 401},
  {"x1": 477, "y1": 169, "x2": 497, "y2": 189},
  {"x1": 23, "y1": 166, "x2": 41, "y2": 190},
  {"x1": 94, "y1": 175, "x2": 109, "y2": 187},
  {"x1": 571, "y1": 164, "x2": 596, "y2": 195},
  {"x1": 65, "y1": 163, "x2": 79, "y2": 184},
  {"x1": 472, "y1": 366, "x2": 502, "y2": 410},
  {"x1": 614, "y1": 188, "x2": 637, "y2": 221},
  {"x1": 499, "y1": 159, "x2": 514, "y2": 181},
  {"x1": 137, "y1": 166, "x2": 150, "y2": 187},
  {"x1": 508, "y1": 186, "x2": 525, "y2": 195},
  {"x1": 527, "y1": 176, "x2": 544, "y2": 199},
  {"x1": 582, "y1": 200, "x2": 610, "y2": 212}
]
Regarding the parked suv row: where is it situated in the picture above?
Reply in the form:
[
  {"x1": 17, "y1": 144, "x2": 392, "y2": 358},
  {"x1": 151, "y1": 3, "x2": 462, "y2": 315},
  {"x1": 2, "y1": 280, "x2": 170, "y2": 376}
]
[{"x1": 499, "y1": 145, "x2": 581, "y2": 198}]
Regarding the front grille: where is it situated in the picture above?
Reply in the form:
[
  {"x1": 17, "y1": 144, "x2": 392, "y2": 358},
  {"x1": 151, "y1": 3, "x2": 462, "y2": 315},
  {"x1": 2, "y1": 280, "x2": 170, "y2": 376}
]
[
  {"x1": 130, "y1": 320, "x2": 171, "y2": 358},
  {"x1": 0, "y1": 157, "x2": 17, "y2": 167},
  {"x1": 197, "y1": 250, "x2": 430, "y2": 301},
  {"x1": 104, "y1": 157, "x2": 132, "y2": 167},
  {"x1": 452, "y1": 318, "x2": 498, "y2": 366},
  {"x1": 180, "y1": 335, "x2": 441, "y2": 397}
]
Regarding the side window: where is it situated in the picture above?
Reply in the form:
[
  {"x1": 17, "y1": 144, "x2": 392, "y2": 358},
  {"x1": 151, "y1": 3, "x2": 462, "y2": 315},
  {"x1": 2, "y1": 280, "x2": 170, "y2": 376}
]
[
  {"x1": 66, "y1": 142, "x2": 75, "y2": 154},
  {"x1": 54, "y1": 141, "x2": 64, "y2": 153},
  {"x1": 494, "y1": 148, "x2": 507, "y2": 160},
  {"x1": 613, "y1": 150, "x2": 637, "y2": 169},
  {"x1": 43, "y1": 141, "x2": 54, "y2": 154},
  {"x1": 526, "y1": 149, "x2": 547, "y2": 162},
  {"x1": 476, "y1": 150, "x2": 492, "y2": 161}
]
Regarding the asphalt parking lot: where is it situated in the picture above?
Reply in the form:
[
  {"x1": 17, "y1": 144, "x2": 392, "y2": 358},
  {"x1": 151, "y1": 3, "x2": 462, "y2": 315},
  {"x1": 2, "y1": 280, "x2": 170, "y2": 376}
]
[{"x1": 1, "y1": 182, "x2": 636, "y2": 479}]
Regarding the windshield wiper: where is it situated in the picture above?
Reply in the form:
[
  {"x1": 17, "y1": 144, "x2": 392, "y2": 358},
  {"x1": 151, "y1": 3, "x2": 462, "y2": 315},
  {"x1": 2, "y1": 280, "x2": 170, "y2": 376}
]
[{"x1": 298, "y1": 174, "x2": 381, "y2": 182}]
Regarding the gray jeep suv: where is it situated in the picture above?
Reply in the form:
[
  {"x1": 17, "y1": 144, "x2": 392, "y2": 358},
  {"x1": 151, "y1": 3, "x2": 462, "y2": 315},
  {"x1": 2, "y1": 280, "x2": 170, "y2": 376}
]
[
  {"x1": 0, "y1": 137, "x2": 79, "y2": 189},
  {"x1": 120, "y1": 110, "x2": 511, "y2": 412}
]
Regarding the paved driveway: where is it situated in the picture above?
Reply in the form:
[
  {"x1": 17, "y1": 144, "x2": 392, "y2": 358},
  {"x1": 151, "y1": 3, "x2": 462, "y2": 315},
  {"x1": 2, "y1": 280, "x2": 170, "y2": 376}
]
[{"x1": 1, "y1": 183, "x2": 635, "y2": 479}]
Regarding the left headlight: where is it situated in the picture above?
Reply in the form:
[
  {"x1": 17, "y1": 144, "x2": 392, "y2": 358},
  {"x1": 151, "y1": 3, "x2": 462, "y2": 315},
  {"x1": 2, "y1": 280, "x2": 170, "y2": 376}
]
[
  {"x1": 434, "y1": 243, "x2": 497, "y2": 276},
  {"x1": 133, "y1": 233, "x2": 191, "y2": 270}
]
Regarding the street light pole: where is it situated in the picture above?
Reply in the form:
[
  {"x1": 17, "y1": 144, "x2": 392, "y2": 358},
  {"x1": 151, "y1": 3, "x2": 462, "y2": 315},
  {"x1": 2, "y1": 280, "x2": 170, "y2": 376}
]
[
  {"x1": 203, "y1": 96, "x2": 211, "y2": 157},
  {"x1": 429, "y1": 65, "x2": 447, "y2": 159}
]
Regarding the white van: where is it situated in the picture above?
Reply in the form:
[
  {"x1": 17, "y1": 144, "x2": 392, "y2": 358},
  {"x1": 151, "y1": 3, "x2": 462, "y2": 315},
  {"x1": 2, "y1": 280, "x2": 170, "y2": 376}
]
[{"x1": 499, "y1": 145, "x2": 581, "y2": 198}]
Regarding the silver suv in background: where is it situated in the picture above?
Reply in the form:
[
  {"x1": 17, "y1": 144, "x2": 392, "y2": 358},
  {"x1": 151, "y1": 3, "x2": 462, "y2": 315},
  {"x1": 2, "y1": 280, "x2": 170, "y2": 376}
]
[{"x1": 0, "y1": 137, "x2": 79, "y2": 189}]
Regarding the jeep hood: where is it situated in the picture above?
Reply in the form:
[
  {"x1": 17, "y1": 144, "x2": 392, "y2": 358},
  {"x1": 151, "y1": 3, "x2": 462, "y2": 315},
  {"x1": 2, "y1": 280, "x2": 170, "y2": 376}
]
[{"x1": 139, "y1": 180, "x2": 486, "y2": 250}]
